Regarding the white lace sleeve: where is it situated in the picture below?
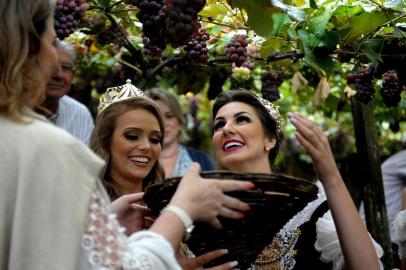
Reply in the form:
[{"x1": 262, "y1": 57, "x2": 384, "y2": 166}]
[
  {"x1": 314, "y1": 210, "x2": 384, "y2": 270},
  {"x1": 80, "y1": 189, "x2": 181, "y2": 270},
  {"x1": 393, "y1": 210, "x2": 406, "y2": 259}
]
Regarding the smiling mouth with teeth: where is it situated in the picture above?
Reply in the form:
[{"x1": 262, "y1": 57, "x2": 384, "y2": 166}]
[
  {"x1": 223, "y1": 140, "x2": 245, "y2": 153},
  {"x1": 129, "y1": 156, "x2": 150, "y2": 166}
]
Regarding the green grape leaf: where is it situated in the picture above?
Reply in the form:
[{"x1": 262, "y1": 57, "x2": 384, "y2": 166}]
[
  {"x1": 271, "y1": 13, "x2": 292, "y2": 36},
  {"x1": 309, "y1": 9, "x2": 332, "y2": 38},
  {"x1": 298, "y1": 29, "x2": 335, "y2": 76},
  {"x1": 231, "y1": 0, "x2": 275, "y2": 37},
  {"x1": 333, "y1": 5, "x2": 364, "y2": 16},
  {"x1": 361, "y1": 39, "x2": 384, "y2": 67},
  {"x1": 309, "y1": 0, "x2": 318, "y2": 9},
  {"x1": 260, "y1": 37, "x2": 288, "y2": 58},
  {"x1": 97, "y1": 0, "x2": 111, "y2": 7},
  {"x1": 346, "y1": 12, "x2": 388, "y2": 42}
]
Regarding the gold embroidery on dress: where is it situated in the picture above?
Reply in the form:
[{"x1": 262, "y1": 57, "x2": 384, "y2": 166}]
[{"x1": 254, "y1": 229, "x2": 301, "y2": 270}]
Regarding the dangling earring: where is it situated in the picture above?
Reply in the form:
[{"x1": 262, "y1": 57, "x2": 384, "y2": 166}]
[{"x1": 265, "y1": 146, "x2": 271, "y2": 152}]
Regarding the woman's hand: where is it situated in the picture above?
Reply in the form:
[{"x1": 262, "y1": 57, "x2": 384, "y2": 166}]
[
  {"x1": 178, "y1": 249, "x2": 239, "y2": 270},
  {"x1": 111, "y1": 193, "x2": 150, "y2": 235},
  {"x1": 288, "y1": 112, "x2": 381, "y2": 270},
  {"x1": 287, "y1": 112, "x2": 341, "y2": 188},
  {"x1": 170, "y1": 163, "x2": 253, "y2": 229}
]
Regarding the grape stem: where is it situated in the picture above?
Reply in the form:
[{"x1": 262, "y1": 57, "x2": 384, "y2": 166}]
[
  {"x1": 199, "y1": 17, "x2": 250, "y2": 30},
  {"x1": 138, "y1": 56, "x2": 184, "y2": 88}
]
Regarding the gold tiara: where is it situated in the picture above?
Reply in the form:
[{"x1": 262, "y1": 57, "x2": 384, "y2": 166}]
[
  {"x1": 97, "y1": 79, "x2": 144, "y2": 117},
  {"x1": 255, "y1": 94, "x2": 283, "y2": 139}
]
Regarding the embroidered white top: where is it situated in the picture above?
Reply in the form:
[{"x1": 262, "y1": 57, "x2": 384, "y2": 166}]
[{"x1": 0, "y1": 108, "x2": 181, "y2": 270}]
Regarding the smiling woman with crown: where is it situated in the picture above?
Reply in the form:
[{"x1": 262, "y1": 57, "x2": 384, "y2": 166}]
[
  {"x1": 211, "y1": 89, "x2": 383, "y2": 270},
  {"x1": 91, "y1": 79, "x2": 165, "y2": 200},
  {"x1": 90, "y1": 80, "x2": 252, "y2": 270}
]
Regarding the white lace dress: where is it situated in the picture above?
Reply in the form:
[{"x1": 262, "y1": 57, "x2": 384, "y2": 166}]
[{"x1": 79, "y1": 188, "x2": 181, "y2": 270}]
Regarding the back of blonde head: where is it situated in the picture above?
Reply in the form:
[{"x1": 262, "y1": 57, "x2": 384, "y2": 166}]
[{"x1": 0, "y1": 0, "x2": 52, "y2": 120}]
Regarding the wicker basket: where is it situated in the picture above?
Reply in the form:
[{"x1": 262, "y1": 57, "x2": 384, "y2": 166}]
[{"x1": 144, "y1": 171, "x2": 318, "y2": 269}]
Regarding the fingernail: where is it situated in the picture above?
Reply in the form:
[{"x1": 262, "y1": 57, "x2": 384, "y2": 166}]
[
  {"x1": 239, "y1": 213, "x2": 245, "y2": 219},
  {"x1": 248, "y1": 183, "x2": 256, "y2": 190},
  {"x1": 220, "y1": 249, "x2": 228, "y2": 254},
  {"x1": 245, "y1": 204, "x2": 251, "y2": 211},
  {"x1": 229, "y1": 261, "x2": 239, "y2": 268},
  {"x1": 287, "y1": 112, "x2": 293, "y2": 118}
]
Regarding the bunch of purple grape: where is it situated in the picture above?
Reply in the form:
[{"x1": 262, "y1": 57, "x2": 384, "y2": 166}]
[
  {"x1": 347, "y1": 67, "x2": 375, "y2": 104},
  {"x1": 381, "y1": 70, "x2": 402, "y2": 108},
  {"x1": 184, "y1": 28, "x2": 210, "y2": 64},
  {"x1": 143, "y1": 36, "x2": 163, "y2": 56},
  {"x1": 164, "y1": 0, "x2": 206, "y2": 47},
  {"x1": 54, "y1": 0, "x2": 89, "y2": 40},
  {"x1": 226, "y1": 35, "x2": 248, "y2": 67},
  {"x1": 135, "y1": 0, "x2": 167, "y2": 50},
  {"x1": 261, "y1": 71, "x2": 283, "y2": 102},
  {"x1": 96, "y1": 24, "x2": 128, "y2": 47},
  {"x1": 86, "y1": 13, "x2": 107, "y2": 34}
]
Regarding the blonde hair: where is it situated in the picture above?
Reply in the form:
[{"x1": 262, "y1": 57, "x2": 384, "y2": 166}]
[
  {"x1": 0, "y1": 0, "x2": 53, "y2": 121},
  {"x1": 145, "y1": 87, "x2": 190, "y2": 143},
  {"x1": 90, "y1": 97, "x2": 165, "y2": 201}
]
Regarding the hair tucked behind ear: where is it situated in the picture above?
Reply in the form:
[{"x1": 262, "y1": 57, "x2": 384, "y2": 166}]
[
  {"x1": 0, "y1": 0, "x2": 52, "y2": 121},
  {"x1": 90, "y1": 97, "x2": 165, "y2": 201}
]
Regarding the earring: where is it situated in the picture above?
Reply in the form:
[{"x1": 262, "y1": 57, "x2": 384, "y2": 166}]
[{"x1": 265, "y1": 146, "x2": 271, "y2": 152}]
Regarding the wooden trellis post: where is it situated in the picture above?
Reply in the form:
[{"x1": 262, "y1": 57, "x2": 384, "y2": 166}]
[{"x1": 351, "y1": 97, "x2": 394, "y2": 268}]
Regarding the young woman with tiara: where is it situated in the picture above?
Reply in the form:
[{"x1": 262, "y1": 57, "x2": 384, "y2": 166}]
[{"x1": 210, "y1": 89, "x2": 383, "y2": 269}]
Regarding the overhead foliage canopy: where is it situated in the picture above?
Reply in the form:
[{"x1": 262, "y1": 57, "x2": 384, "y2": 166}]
[{"x1": 59, "y1": 0, "x2": 406, "y2": 158}]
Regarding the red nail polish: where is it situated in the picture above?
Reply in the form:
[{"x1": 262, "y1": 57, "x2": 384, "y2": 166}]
[
  {"x1": 240, "y1": 213, "x2": 245, "y2": 219},
  {"x1": 248, "y1": 183, "x2": 256, "y2": 190}
]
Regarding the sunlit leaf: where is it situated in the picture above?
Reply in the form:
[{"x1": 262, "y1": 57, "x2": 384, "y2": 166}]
[
  {"x1": 333, "y1": 5, "x2": 364, "y2": 16},
  {"x1": 271, "y1": 0, "x2": 306, "y2": 21},
  {"x1": 199, "y1": 4, "x2": 229, "y2": 17},
  {"x1": 383, "y1": 0, "x2": 406, "y2": 9},
  {"x1": 260, "y1": 37, "x2": 287, "y2": 58}
]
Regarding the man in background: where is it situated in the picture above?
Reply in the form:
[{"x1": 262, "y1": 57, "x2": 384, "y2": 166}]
[{"x1": 37, "y1": 40, "x2": 94, "y2": 145}]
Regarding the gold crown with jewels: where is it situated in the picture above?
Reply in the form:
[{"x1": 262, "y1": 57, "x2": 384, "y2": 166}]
[
  {"x1": 97, "y1": 79, "x2": 144, "y2": 117},
  {"x1": 255, "y1": 94, "x2": 283, "y2": 139}
]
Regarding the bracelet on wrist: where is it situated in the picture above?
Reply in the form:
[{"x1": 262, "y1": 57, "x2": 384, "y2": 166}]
[{"x1": 161, "y1": 205, "x2": 195, "y2": 241}]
